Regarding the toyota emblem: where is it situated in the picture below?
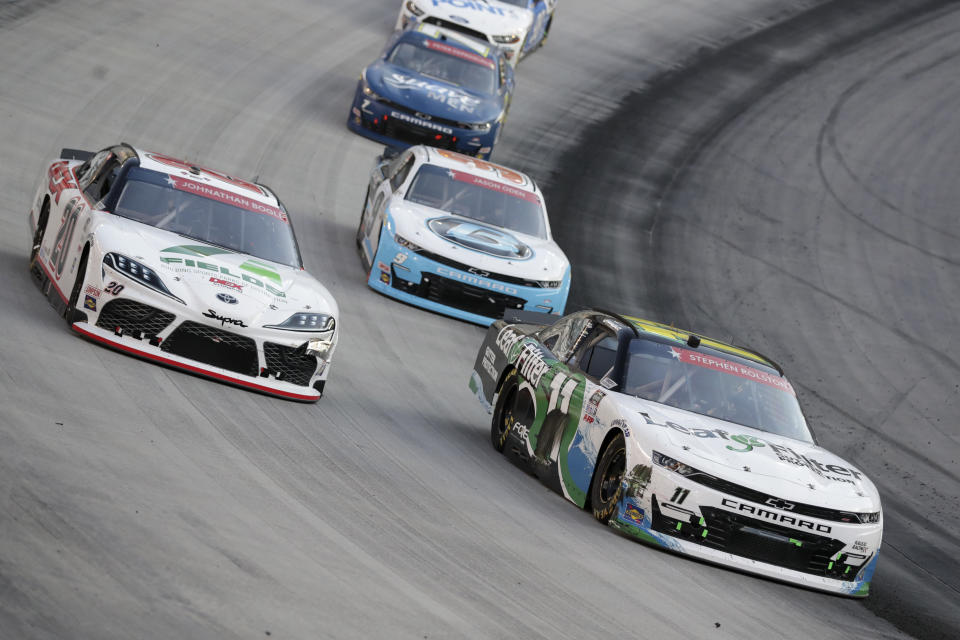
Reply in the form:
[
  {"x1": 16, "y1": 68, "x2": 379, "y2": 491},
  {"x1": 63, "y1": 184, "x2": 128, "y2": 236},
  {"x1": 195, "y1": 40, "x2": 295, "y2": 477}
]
[{"x1": 216, "y1": 292, "x2": 238, "y2": 305}]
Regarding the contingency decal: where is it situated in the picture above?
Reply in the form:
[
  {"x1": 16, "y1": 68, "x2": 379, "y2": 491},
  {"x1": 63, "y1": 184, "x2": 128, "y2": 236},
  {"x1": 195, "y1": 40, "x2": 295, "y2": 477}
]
[
  {"x1": 145, "y1": 152, "x2": 267, "y2": 197},
  {"x1": 668, "y1": 345, "x2": 795, "y2": 395},
  {"x1": 434, "y1": 150, "x2": 528, "y2": 186}
]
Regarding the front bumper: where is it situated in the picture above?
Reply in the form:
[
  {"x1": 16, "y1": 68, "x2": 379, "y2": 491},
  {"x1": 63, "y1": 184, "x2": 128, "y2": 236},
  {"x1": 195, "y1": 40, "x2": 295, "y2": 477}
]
[
  {"x1": 57, "y1": 260, "x2": 334, "y2": 402},
  {"x1": 610, "y1": 464, "x2": 882, "y2": 597},
  {"x1": 347, "y1": 82, "x2": 498, "y2": 159},
  {"x1": 364, "y1": 229, "x2": 568, "y2": 327}
]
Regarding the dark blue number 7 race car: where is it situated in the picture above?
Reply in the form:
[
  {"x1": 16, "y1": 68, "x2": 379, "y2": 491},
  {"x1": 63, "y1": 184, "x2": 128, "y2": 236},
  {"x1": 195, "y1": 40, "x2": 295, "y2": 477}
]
[{"x1": 348, "y1": 22, "x2": 514, "y2": 159}]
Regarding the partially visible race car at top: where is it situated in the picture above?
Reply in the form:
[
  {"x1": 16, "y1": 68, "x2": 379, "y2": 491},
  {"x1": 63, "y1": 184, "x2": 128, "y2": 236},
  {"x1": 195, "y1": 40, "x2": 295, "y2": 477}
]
[
  {"x1": 348, "y1": 22, "x2": 514, "y2": 160},
  {"x1": 396, "y1": 0, "x2": 552, "y2": 64},
  {"x1": 469, "y1": 309, "x2": 883, "y2": 596},
  {"x1": 356, "y1": 145, "x2": 570, "y2": 325},
  {"x1": 28, "y1": 143, "x2": 338, "y2": 402}
]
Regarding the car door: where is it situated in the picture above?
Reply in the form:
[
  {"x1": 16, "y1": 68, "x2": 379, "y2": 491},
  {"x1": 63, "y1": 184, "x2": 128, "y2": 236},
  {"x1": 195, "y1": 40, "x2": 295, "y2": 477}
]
[
  {"x1": 523, "y1": 0, "x2": 548, "y2": 55},
  {"x1": 361, "y1": 150, "x2": 414, "y2": 262}
]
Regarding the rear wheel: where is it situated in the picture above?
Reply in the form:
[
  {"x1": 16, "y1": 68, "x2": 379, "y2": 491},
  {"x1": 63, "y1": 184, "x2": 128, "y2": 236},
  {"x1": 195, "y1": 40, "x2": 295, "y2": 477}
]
[
  {"x1": 590, "y1": 432, "x2": 626, "y2": 523},
  {"x1": 491, "y1": 370, "x2": 534, "y2": 453}
]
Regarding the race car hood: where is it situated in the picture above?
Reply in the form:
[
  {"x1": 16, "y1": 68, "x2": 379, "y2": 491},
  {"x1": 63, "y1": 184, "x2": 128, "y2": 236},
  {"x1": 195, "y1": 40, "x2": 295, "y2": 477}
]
[
  {"x1": 617, "y1": 395, "x2": 881, "y2": 511},
  {"x1": 93, "y1": 217, "x2": 338, "y2": 329},
  {"x1": 388, "y1": 199, "x2": 569, "y2": 282},
  {"x1": 365, "y1": 63, "x2": 503, "y2": 124},
  {"x1": 411, "y1": 0, "x2": 533, "y2": 37}
]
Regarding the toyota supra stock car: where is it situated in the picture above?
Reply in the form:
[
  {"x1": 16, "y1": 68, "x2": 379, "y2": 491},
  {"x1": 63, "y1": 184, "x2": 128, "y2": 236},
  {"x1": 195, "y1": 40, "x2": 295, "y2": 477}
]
[
  {"x1": 28, "y1": 143, "x2": 338, "y2": 401},
  {"x1": 356, "y1": 145, "x2": 569, "y2": 325},
  {"x1": 348, "y1": 23, "x2": 514, "y2": 159},
  {"x1": 396, "y1": 0, "x2": 542, "y2": 65},
  {"x1": 469, "y1": 309, "x2": 882, "y2": 596}
]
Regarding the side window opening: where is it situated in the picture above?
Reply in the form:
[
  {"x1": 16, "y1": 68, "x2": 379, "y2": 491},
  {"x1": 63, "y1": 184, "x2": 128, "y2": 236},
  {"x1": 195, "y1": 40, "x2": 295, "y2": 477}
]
[{"x1": 390, "y1": 154, "x2": 414, "y2": 190}]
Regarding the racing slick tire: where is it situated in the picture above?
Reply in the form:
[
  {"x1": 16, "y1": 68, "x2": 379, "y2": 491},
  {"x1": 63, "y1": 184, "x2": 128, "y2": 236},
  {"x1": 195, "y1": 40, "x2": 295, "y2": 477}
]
[
  {"x1": 491, "y1": 369, "x2": 534, "y2": 453},
  {"x1": 64, "y1": 247, "x2": 89, "y2": 325},
  {"x1": 590, "y1": 431, "x2": 626, "y2": 523},
  {"x1": 30, "y1": 197, "x2": 50, "y2": 265}
]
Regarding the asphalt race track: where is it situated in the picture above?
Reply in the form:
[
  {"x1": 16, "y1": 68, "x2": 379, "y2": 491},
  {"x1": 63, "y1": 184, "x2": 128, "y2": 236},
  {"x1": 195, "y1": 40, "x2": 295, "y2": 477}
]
[{"x1": 0, "y1": 1, "x2": 955, "y2": 639}]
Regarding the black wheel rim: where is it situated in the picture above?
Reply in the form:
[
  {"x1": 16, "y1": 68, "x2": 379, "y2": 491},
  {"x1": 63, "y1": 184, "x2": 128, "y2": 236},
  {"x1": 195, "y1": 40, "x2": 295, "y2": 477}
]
[{"x1": 599, "y1": 448, "x2": 625, "y2": 503}]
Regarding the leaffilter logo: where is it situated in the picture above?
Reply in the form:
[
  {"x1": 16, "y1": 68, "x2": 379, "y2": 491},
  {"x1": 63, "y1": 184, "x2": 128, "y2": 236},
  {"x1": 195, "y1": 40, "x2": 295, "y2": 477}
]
[{"x1": 726, "y1": 435, "x2": 765, "y2": 453}]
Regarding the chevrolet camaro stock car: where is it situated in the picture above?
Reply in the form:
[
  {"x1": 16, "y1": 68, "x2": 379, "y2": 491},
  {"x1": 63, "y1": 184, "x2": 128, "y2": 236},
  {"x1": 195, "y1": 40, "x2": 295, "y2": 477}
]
[
  {"x1": 28, "y1": 143, "x2": 338, "y2": 402},
  {"x1": 348, "y1": 23, "x2": 514, "y2": 159},
  {"x1": 396, "y1": 0, "x2": 556, "y2": 64},
  {"x1": 469, "y1": 309, "x2": 883, "y2": 596},
  {"x1": 355, "y1": 144, "x2": 570, "y2": 325}
]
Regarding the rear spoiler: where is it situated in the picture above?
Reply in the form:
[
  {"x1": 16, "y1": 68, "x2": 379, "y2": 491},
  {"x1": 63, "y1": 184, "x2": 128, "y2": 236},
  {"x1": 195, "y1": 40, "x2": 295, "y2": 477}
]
[
  {"x1": 60, "y1": 148, "x2": 93, "y2": 162},
  {"x1": 501, "y1": 309, "x2": 561, "y2": 326}
]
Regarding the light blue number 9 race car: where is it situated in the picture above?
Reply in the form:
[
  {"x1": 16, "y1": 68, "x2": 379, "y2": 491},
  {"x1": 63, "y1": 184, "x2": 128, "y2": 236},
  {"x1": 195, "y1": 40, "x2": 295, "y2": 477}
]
[{"x1": 355, "y1": 145, "x2": 570, "y2": 325}]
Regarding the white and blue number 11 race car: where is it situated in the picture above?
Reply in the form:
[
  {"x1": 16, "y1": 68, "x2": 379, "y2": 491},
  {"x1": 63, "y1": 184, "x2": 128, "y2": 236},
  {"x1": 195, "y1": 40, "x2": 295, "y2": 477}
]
[
  {"x1": 356, "y1": 145, "x2": 570, "y2": 325},
  {"x1": 470, "y1": 309, "x2": 883, "y2": 595},
  {"x1": 28, "y1": 143, "x2": 338, "y2": 401}
]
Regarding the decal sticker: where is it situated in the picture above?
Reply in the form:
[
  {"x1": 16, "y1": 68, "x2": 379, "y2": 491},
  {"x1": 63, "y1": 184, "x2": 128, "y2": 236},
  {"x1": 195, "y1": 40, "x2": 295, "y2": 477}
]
[
  {"x1": 382, "y1": 73, "x2": 481, "y2": 113},
  {"x1": 159, "y1": 246, "x2": 287, "y2": 300},
  {"x1": 389, "y1": 110, "x2": 453, "y2": 135},
  {"x1": 48, "y1": 197, "x2": 83, "y2": 279},
  {"x1": 434, "y1": 149, "x2": 528, "y2": 186},
  {"x1": 669, "y1": 487, "x2": 690, "y2": 504},
  {"x1": 431, "y1": 0, "x2": 508, "y2": 19},
  {"x1": 83, "y1": 295, "x2": 97, "y2": 310},
  {"x1": 145, "y1": 152, "x2": 266, "y2": 196},
  {"x1": 104, "y1": 281, "x2": 124, "y2": 295},
  {"x1": 622, "y1": 498, "x2": 645, "y2": 526},
  {"x1": 428, "y1": 216, "x2": 532, "y2": 260},
  {"x1": 47, "y1": 161, "x2": 78, "y2": 204},
  {"x1": 201, "y1": 309, "x2": 247, "y2": 328},
  {"x1": 166, "y1": 176, "x2": 287, "y2": 222},
  {"x1": 424, "y1": 39, "x2": 494, "y2": 69},
  {"x1": 436, "y1": 266, "x2": 519, "y2": 293},
  {"x1": 83, "y1": 285, "x2": 102, "y2": 298},
  {"x1": 446, "y1": 169, "x2": 539, "y2": 203},
  {"x1": 636, "y1": 412, "x2": 865, "y2": 484},
  {"x1": 209, "y1": 276, "x2": 242, "y2": 291},
  {"x1": 669, "y1": 345, "x2": 795, "y2": 395},
  {"x1": 721, "y1": 498, "x2": 832, "y2": 534},
  {"x1": 482, "y1": 346, "x2": 497, "y2": 380}
]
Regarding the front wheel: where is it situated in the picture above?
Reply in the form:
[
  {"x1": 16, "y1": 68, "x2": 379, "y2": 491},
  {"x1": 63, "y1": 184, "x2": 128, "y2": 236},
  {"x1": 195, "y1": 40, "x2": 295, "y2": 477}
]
[
  {"x1": 590, "y1": 432, "x2": 626, "y2": 523},
  {"x1": 30, "y1": 198, "x2": 50, "y2": 265},
  {"x1": 64, "y1": 248, "x2": 89, "y2": 324}
]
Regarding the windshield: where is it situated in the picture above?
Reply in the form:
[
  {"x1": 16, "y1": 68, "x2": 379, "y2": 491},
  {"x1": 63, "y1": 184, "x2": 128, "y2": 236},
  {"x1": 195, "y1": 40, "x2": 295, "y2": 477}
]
[
  {"x1": 113, "y1": 168, "x2": 301, "y2": 267},
  {"x1": 405, "y1": 163, "x2": 547, "y2": 238},
  {"x1": 388, "y1": 40, "x2": 496, "y2": 94},
  {"x1": 622, "y1": 339, "x2": 812, "y2": 442}
]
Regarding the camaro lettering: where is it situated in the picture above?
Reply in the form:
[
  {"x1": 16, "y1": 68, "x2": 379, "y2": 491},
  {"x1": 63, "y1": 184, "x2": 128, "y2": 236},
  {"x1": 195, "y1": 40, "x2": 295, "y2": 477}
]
[
  {"x1": 435, "y1": 267, "x2": 518, "y2": 293},
  {"x1": 389, "y1": 110, "x2": 453, "y2": 134},
  {"x1": 202, "y1": 309, "x2": 248, "y2": 327},
  {"x1": 721, "y1": 498, "x2": 832, "y2": 533}
]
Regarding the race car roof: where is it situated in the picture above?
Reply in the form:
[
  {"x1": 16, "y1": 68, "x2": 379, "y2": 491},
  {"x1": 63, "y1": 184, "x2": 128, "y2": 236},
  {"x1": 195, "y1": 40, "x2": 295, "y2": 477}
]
[
  {"x1": 134, "y1": 148, "x2": 280, "y2": 208},
  {"x1": 421, "y1": 147, "x2": 540, "y2": 196},
  {"x1": 624, "y1": 314, "x2": 784, "y2": 374}
]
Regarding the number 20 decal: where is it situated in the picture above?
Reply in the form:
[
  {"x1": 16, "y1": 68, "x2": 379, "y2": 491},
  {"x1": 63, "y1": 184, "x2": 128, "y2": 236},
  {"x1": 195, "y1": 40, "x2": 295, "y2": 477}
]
[
  {"x1": 49, "y1": 197, "x2": 83, "y2": 278},
  {"x1": 105, "y1": 281, "x2": 125, "y2": 295}
]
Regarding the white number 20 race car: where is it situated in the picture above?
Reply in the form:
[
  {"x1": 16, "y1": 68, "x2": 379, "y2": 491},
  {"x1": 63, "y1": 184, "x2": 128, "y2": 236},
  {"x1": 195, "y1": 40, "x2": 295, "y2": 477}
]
[
  {"x1": 28, "y1": 144, "x2": 338, "y2": 401},
  {"x1": 470, "y1": 309, "x2": 883, "y2": 596}
]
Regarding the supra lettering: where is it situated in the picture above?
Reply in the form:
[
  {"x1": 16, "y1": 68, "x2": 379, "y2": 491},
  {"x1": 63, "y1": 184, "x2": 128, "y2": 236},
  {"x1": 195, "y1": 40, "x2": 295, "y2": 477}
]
[{"x1": 202, "y1": 309, "x2": 248, "y2": 327}]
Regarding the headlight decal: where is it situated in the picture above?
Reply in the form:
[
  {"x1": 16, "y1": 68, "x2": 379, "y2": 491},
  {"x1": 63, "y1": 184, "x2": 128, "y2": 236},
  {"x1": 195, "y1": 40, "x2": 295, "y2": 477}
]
[{"x1": 103, "y1": 253, "x2": 184, "y2": 304}]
